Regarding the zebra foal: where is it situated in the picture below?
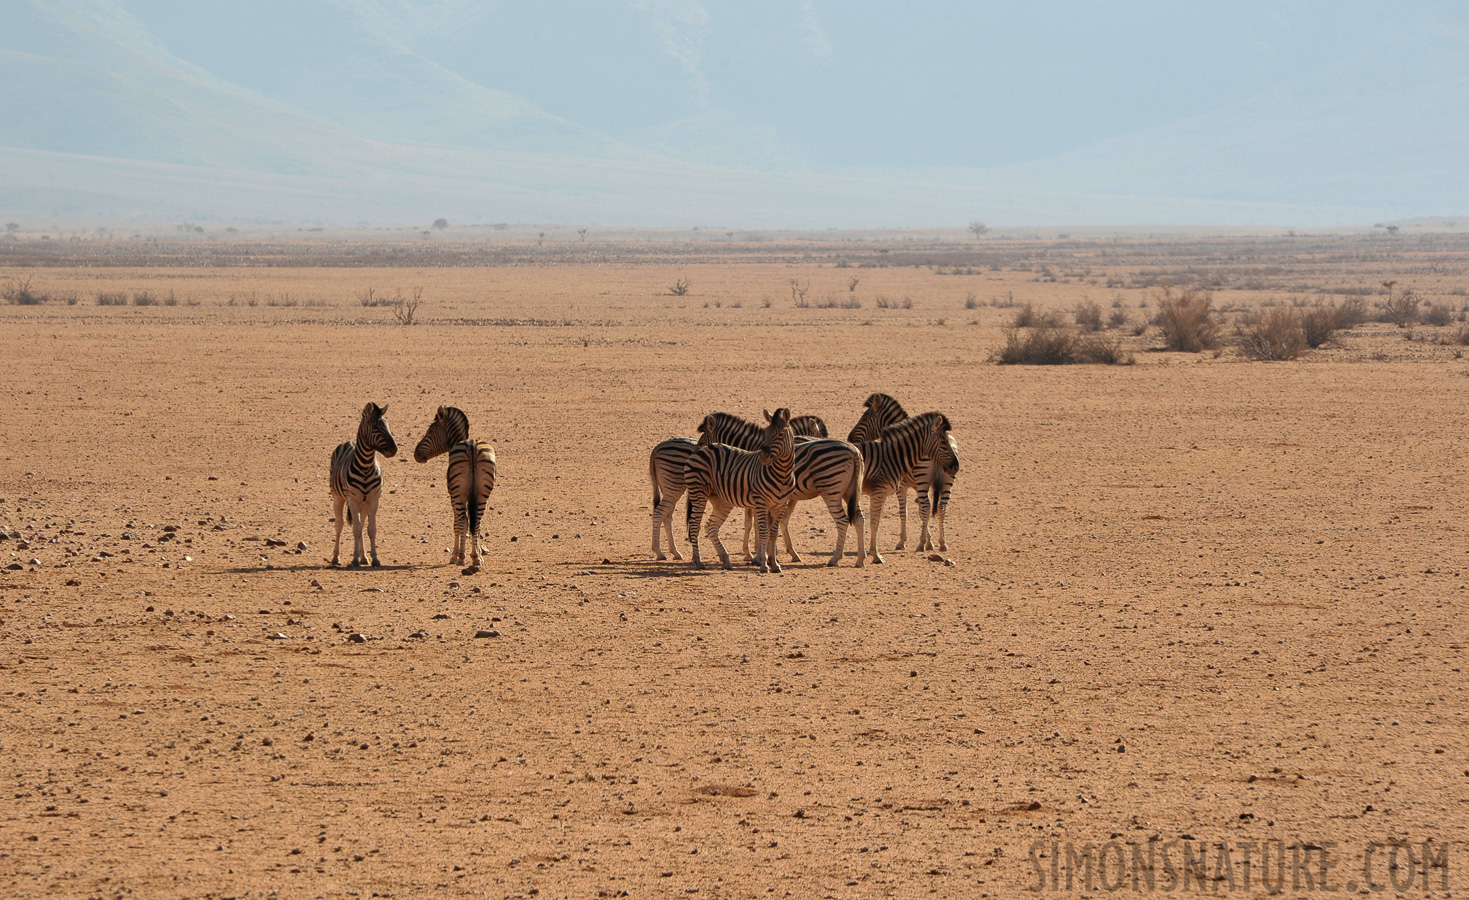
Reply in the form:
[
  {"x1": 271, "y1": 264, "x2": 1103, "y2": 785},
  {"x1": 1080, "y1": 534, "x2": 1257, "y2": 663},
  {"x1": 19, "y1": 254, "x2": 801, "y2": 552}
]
[
  {"x1": 684, "y1": 408, "x2": 796, "y2": 573},
  {"x1": 330, "y1": 402, "x2": 398, "y2": 567},
  {"x1": 414, "y1": 406, "x2": 497, "y2": 568}
]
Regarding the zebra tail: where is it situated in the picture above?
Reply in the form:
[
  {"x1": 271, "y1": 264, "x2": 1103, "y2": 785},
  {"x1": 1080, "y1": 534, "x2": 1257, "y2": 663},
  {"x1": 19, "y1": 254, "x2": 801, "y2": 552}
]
[
  {"x1": 650, "y1": 452, "x2": 661, "y2": 510},
  {"x1": 467, "y1": 464, "x2": 482, "y2": 536},
  {"x1": 847, "y1": 473, "x2": 862, "y2": 524}
]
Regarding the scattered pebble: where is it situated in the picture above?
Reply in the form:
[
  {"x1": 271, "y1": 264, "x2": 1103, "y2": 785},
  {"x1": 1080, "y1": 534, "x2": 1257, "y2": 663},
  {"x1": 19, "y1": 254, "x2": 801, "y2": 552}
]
[
  {"x1": 267, "y1": 632, "x2": 287, "y2": 640},
  {"x1": 407, "y1": 630, "x2": 429, "y2": 639},
  {"x1": 474, "y1": 629, "x2": 500, "y2": 639},
  {"x1": 460, "y1": 565, "x2": 479, "y2": 576},
  {"x1": 296, "y1": 541, "x2": 308, "y2": 551},
  {"x1": 347, "y1": 633, "x2": 367, "y2": 643}
]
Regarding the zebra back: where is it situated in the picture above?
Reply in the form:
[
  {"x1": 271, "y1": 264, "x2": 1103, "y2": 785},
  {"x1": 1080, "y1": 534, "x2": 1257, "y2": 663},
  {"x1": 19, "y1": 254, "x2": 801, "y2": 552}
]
[
  {"x1": 698, "y1": 411, "x2": 826, "y2": 450},
  {"x1": 650, "y1": 437, "x2": 698, "y2": 509},
  {"x1": 846, "y1": 393, "x2": 908, "y2": 443},
  {"x1": 414, "y1": 406, "x2": 471, "y2": 463}
]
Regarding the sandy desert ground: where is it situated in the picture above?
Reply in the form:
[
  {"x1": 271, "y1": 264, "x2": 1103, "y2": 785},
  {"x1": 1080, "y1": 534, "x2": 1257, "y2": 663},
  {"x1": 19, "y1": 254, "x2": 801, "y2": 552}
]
[{"x1": 1, "y1": 232, "x2": 1467, "y2": 898}]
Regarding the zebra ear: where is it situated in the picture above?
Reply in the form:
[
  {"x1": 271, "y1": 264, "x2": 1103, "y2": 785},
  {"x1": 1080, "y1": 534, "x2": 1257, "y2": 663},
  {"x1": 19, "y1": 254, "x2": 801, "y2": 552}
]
[
  {"x1": 763, "y1": 409, "x2": 772, "y2": 423},
  {"x1": 378, "y1": 403, "x2": 388, "y2": 415},
  {"x1": 362, "y1": 401, "x2": 377, "y2": 418}
]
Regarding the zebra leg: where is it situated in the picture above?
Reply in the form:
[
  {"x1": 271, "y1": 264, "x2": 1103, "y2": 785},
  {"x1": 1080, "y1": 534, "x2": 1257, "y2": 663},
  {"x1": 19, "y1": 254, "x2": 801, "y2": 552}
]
[
  {"x1": 331, "y1": 494, "x2": 346, "y2": 566},
  {"x1": 704, "y1": 501, "x2": 734, "y2": 570},
  {"x1": 756, "y1": 506, "x2": 781, "y2": 574},
  {"x1": 653, "y1": 487, "x2": 684, "y2": 561},
  {"x1": 469, "y1": 500, "x2": 486, "y2": 568},
  {"x1": 741, "y1": 508, "x2": 755, "y2": 563},
  {"x1": 686, "y1": 487, "x2": 708, "y2": 569},
  {"x1": 867, "y1": 492, "x2": 887, "y2": 564},
  {"x1": 348, "y1": 497, "x2": 366, "y2": 566},
  {"x1": 779, "y1": 500, "x2": 802, "y2": 564},
  {"x1": 895, "y1": 486, "x2": 908, "y2": 550},
  {"x1": 365, "y1": 494, "x2": 383, "y2": 567},
  {"x1": 916, "y1": 487, "x2": 934, "y2": 552},
  {"x1": 450, "y1": 497, "x2": 468, "y2": 564},
  {"x1": 819, "y1": 494, "x2": 847, "y2": 567}
]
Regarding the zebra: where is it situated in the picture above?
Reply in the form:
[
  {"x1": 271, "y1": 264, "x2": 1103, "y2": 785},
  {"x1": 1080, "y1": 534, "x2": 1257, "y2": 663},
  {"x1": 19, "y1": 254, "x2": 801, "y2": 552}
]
[
  {"x1": 855, "y1": 412, "x2": 952, "y2": 564},
  {"x1": 846, "y1": 393, "x2": 950, "y2": 551},
  {"x1": 914, "y1": 432, "x2": 959, "y2": 552},
  {"x1": 413, "y1": 406, "x2": 497, "y2": 568},
  {"x1": 649, "y1": 412, "x2": 826, "y2": 561},
  {"x1": 771, "y1": 438, "x2": 866, "y2": 567},
  {"x1": 649, "y1": 437, "x2": 698, "y2": 560},
  {"x1": 330, "y1": 402, "x2": 398, "y2": 567},
  {"x1": 684, "y1": 408, "x2": 796, "y2": 573}
]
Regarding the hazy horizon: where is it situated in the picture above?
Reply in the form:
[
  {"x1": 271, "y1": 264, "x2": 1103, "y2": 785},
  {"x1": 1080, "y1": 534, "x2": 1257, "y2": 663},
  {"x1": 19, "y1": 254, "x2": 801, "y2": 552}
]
[{"x1": 2, "y1": 0, "x2": 1467, "y2": 227}]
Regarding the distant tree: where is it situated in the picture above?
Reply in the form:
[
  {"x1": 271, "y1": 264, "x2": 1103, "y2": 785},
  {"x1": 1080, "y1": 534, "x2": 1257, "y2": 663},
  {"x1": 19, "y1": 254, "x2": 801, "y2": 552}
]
[
  {"x1": 433, "y1": 218, "x2": 449, "y2": 229},
  {"x1": 537, "y1": 231, "x2": 546, "y2": 246},
  {"x1": 6, "y1": 223, "x2": 19, "y2": 233},
  {"x1": 578, "y1": 228, "x2": 588, "y2": 241},
  {"x1": 968, "y1": 220, "x2": 989, "y2": 238}
]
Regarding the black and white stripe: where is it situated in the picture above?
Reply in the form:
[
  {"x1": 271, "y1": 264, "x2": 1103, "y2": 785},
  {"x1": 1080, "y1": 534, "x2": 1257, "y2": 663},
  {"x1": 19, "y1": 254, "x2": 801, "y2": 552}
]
[
  {"x1": 647, "y1": 412, "x2": 825, "y2": 562},
  {"x1": 684, "y1": 408, "x2": 796, "y2": 573},
  {"x1": 414, "y1": 406, "x2": 497, "y2": 568},
  {"x1": 915, "y1": 433, "x2": 959, "y2": 553},
  {"x1": 855, "y1": 412, "x2": 952, "y2": 564},
  {"x1": 773, "y1": 438, "x2": 865, "y2": 567},
  {"x1": 330, "y1": 402, "x2": 398, "y2": 567},
  {"x1": 846, "y1": 393, "x2": 908, "y2": 443},
  {"x1": 649, "y1": 437, "x2": 698, "y2": 560}
]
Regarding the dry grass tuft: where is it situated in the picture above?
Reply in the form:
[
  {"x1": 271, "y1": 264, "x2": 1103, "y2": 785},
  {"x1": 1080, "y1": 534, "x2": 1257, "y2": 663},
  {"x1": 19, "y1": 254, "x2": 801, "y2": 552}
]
[
  {"x1": 991, "y1": 324, "x2": 1134, "y2": 365},
  {"x1": 1152, "y1": 285, "x2": 1220, "y2": 352},
  {"x1": 1236, "y1": 308, "x2": 1306, "y2": 360}
]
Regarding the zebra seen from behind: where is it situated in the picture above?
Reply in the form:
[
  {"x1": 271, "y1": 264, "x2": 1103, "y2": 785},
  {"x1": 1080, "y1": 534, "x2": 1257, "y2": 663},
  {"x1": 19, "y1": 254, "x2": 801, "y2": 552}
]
[
  {"x1": 649, "y1": 412, "x2": 826, "y2": 561},
  {"x1": 684, "y1": 408, "x2": 796, "y2": 573},
  {"x1": 855, "y1": 411, "x2": 952, "y2": 564},
  {"x1": 916, "y1": 433, "x2": 959, "y2": 552},
  {"x1": 330, "y1": 402, "x2": 398, "y2": 567},
  {"x1": 414, "y1": 406, "x2": 498, "y2": 569},
  {"x1": 772, "y1": 437, "x2": 865, "y2": 567}
]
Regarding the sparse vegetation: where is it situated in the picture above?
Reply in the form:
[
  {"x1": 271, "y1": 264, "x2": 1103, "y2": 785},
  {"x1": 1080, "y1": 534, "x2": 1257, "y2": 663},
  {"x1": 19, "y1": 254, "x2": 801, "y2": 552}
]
[
  {"x1": 1236, "y1": 308, "x2": 1306, "y2": 360},
  {"x1": 392, "y1": 288, "x2": 423, "y2": 325},
  {"x1": 968, "y1": 220, "x2": 989, "y2": 239},
  {"x1": 964, "y1": 293, "x2": 979, "y2": 309},
  {"x1": 432, "y1": 218, "x2": 448, "y2": 230},
  {"x1": 789, "y1": 279, "x2": 810, "y2": 307},
  {"x1": 669, "y1": 278, "x2": 691, "y2": 297},
  {"x1": 991, "y1": 324, "x2": 1133, "y2": 365},
  {"x1": 1074, "y1": 300, "x2": 1103, "y2": 332},
  {"x1": 2, "y1": 276, "x2": 44, "y2": 305},
  {"x1": 1152, "y1": 285, "x2": 1221, "y2": 352},
  {"x1": 1377, "y1": 281, "x2": 1419, "y2": 327}
]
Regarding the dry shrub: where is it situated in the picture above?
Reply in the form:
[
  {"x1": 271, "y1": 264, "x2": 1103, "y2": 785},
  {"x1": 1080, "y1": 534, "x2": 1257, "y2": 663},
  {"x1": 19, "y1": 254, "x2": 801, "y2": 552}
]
[
  {"x1": 1335, "y1": 296, "x2": 1368, "y2": 328},
  {"x1": 991, "y1": 325, "x2": 1134, "y2": 365},
  {"x1": 1439, "y1": 325, "x2": 1469, "y2": 346},
  {"x1": 1152, "y1": 285, "x2": 1220, "y2": 352},
  {"x1": 1107, "y1": 309, "x2": 1130, "y2": 330},
  {"x1": 1236, "y1": 308, "x2": 1305, "y2": 361},
  {"x1": 1421, "y1": 301, "x2": 1453, "y2": 327},
  {"x1": 2, "y1": 276, "x2": 44, "y2": 305},
  {"x1": 1074, "y1": 300, "x2": 1103, "y2": 332},
  {"x1": 1377, "y1": 284, "x2": 1419, "y2": 326},
  {"x1": 1299, "y1": 305, "x2": 1342, "y2": 348},
  {"x1": 96, "y1": 292, "x2": 128, "y2": 306}
]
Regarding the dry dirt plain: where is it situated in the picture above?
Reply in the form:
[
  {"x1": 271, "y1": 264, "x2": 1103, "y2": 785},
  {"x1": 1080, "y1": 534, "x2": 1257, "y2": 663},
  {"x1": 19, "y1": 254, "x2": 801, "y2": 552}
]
[{"x1": 1, "y1": 233, "x2": 1468, "y2": 898}]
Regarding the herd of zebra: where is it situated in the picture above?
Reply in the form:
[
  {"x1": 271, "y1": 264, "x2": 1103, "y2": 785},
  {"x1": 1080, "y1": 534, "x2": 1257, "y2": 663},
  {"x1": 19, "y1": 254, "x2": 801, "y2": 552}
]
[
  {"x1": 650, "y1": 393, "x2": 958, "y2": 573},
  {"x1": 327, "y1": 393, "x2": 954, "y2": 575}
]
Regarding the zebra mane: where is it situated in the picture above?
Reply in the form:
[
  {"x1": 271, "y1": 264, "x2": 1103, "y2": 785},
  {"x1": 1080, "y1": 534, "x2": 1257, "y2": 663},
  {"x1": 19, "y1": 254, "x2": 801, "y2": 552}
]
[
  {"x1": 848, "y1": 393, "x2": 907, "y2": 442},
  {"x1": 877, "y1": 411, "x2": 951, "y2": 443},
  {"x1": 788, "y1": 414, "x2": 828, "y2": 438}
]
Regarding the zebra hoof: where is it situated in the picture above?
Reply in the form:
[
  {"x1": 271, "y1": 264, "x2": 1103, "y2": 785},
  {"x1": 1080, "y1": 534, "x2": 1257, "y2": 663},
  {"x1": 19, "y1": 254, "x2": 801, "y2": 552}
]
[
  {"x1": 855, "y1": 558, "x2": 866, "y2": 568},
  {"x1": 826, "y1": 558, "x2": 840, "y2": 567},
  {"x1": 768, "y1": 562, "x2": 781, "y2": 574},
  {"x1": 670, "y1": 550, "x2": 685, "y2": 561},
  {"x1": 871, "y1": 554, "x2": 885, "y2": 564},
  {"x1": 370, "y1": 559, "x2": 381, "y2": 568},
  {"x1": 654, "y1": 552, "x2": 667, "y2": 561},
  {"x1": 720, "y1": 560, "x2": 734, "y2": 571},
  {"x1": 895, "y1": 541, "x2": 906, "y2": 551}
]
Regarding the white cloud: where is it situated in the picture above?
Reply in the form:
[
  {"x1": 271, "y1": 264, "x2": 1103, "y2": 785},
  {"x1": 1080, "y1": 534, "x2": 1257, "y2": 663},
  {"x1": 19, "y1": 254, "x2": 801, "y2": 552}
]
[{"x1": 796, "y1": 0, "x2": 833, "y2": 63}]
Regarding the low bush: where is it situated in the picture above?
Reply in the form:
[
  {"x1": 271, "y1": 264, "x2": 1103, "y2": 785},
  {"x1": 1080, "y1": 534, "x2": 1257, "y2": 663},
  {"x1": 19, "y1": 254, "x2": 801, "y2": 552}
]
[
  {"x1": 1236, "y1": 308, "x2": 1305, "y2": 360},
  {"x1": 1152, "y1": 285, "x2": 1220, "y2": 352},
  {"x1": 991, "y1": 325, "x2": 1134, "y2": 365}
]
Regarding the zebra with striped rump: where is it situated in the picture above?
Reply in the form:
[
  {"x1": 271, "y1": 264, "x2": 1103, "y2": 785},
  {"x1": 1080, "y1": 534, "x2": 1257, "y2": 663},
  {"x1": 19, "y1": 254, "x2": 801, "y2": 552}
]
[
  {"x1": 855, "y1": 411, "x2": 952, "y2": 564},
  {"x1": 414, "y1": 406, "x2": 497, "y2": 568},
  {"x1": 772, "y1": 438, "x2": 866, "y2": 567},
  {"x1": 330, "y1": 402, "x2": 398, "y2": 567},
  {"x1": 916, "y1": 432, "x2": 960, "y2": 552},
  {"x1": 684, "y1": 408, "x2": 796, "y2": 573},
  {"x1": 649, "y1": 412, "x2": 826, "y2": 561}
]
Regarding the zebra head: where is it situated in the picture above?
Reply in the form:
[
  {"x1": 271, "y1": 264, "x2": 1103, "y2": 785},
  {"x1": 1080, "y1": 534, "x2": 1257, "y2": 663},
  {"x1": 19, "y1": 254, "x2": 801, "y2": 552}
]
[
  {"x1": 760, "y1": 407, "x2": 795, "y2": 462},
  {"x1": 789, "y1": 414, "x2": 829, "y2": 438},
  {"x1": 414, "y1": 406, "x2": 470, "y2": 463},
  {"x1": 361, "y1": 402, "x2": 398, "y2": 458},
  {"x1": 846, "y1": 393, "x2": 907, "y2": 443}
]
